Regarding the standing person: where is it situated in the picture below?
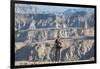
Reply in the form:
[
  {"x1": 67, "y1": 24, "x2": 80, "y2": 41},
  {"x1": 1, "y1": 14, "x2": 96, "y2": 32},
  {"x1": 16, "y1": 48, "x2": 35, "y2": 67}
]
[{"x1": 55, "y1": 35, "x2": 62, "y2": 62}]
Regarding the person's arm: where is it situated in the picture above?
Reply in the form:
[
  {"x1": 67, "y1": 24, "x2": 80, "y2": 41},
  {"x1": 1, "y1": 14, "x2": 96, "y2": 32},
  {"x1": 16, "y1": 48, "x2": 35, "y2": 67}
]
[{"x1": 54, "y1": 39, "x2": 57, "y2": 47}]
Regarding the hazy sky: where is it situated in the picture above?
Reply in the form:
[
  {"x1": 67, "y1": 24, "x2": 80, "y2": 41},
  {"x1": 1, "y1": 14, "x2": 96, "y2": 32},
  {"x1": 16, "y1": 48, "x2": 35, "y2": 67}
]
[{"x1": 15, "y1": 4, "x2": 94, "y2": 14}]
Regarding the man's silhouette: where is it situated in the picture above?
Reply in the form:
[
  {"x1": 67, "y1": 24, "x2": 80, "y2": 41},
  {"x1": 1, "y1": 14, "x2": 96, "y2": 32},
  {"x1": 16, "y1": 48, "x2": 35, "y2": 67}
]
[{"x1": 55, "y1": 35, "x2": 62, "y2": 61}]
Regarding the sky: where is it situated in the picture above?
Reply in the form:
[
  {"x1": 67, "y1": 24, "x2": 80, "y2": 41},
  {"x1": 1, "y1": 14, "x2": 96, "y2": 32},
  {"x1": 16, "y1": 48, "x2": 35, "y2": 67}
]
[{"x1": 15, "y1": 4, "x2": 94, "y2": 14}]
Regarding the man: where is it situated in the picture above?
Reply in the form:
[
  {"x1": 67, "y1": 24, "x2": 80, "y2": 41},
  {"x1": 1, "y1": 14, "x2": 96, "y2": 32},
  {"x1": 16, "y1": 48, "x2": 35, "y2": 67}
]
[{"x1": 55, "y1": 35, "x2": 62, "y2": 62}]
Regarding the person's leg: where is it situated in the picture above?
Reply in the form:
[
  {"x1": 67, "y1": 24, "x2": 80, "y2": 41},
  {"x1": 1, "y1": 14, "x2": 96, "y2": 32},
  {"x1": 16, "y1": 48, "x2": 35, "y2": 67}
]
[
  {"x1": 58, "y1": 49, "x2": 60, "y2": 61},
  {"x1": 55, "y1": 49, "x2": 57, "y2": 61},
  {"x1": 59, "y1": 49, "x2": 60, "y2": 62},
  {"x1": 57, "y1": 49, "x2": 60, "y2": 61}
]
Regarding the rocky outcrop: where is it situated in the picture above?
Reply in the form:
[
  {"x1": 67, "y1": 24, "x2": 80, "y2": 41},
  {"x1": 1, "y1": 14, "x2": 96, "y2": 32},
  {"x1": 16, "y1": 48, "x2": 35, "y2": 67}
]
[{"x1": 15, "y1": 8, "x2": 95, "y2": 64}]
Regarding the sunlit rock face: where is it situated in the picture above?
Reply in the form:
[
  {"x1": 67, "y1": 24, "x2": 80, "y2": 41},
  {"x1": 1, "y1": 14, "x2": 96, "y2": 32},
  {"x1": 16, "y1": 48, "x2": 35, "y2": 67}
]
[
  {"x1": 15, "y1": 40, "x2": 94, "y2": 62},
  {"x1": 15, "y1": 7, "x2": 95, "y2": 65}
]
